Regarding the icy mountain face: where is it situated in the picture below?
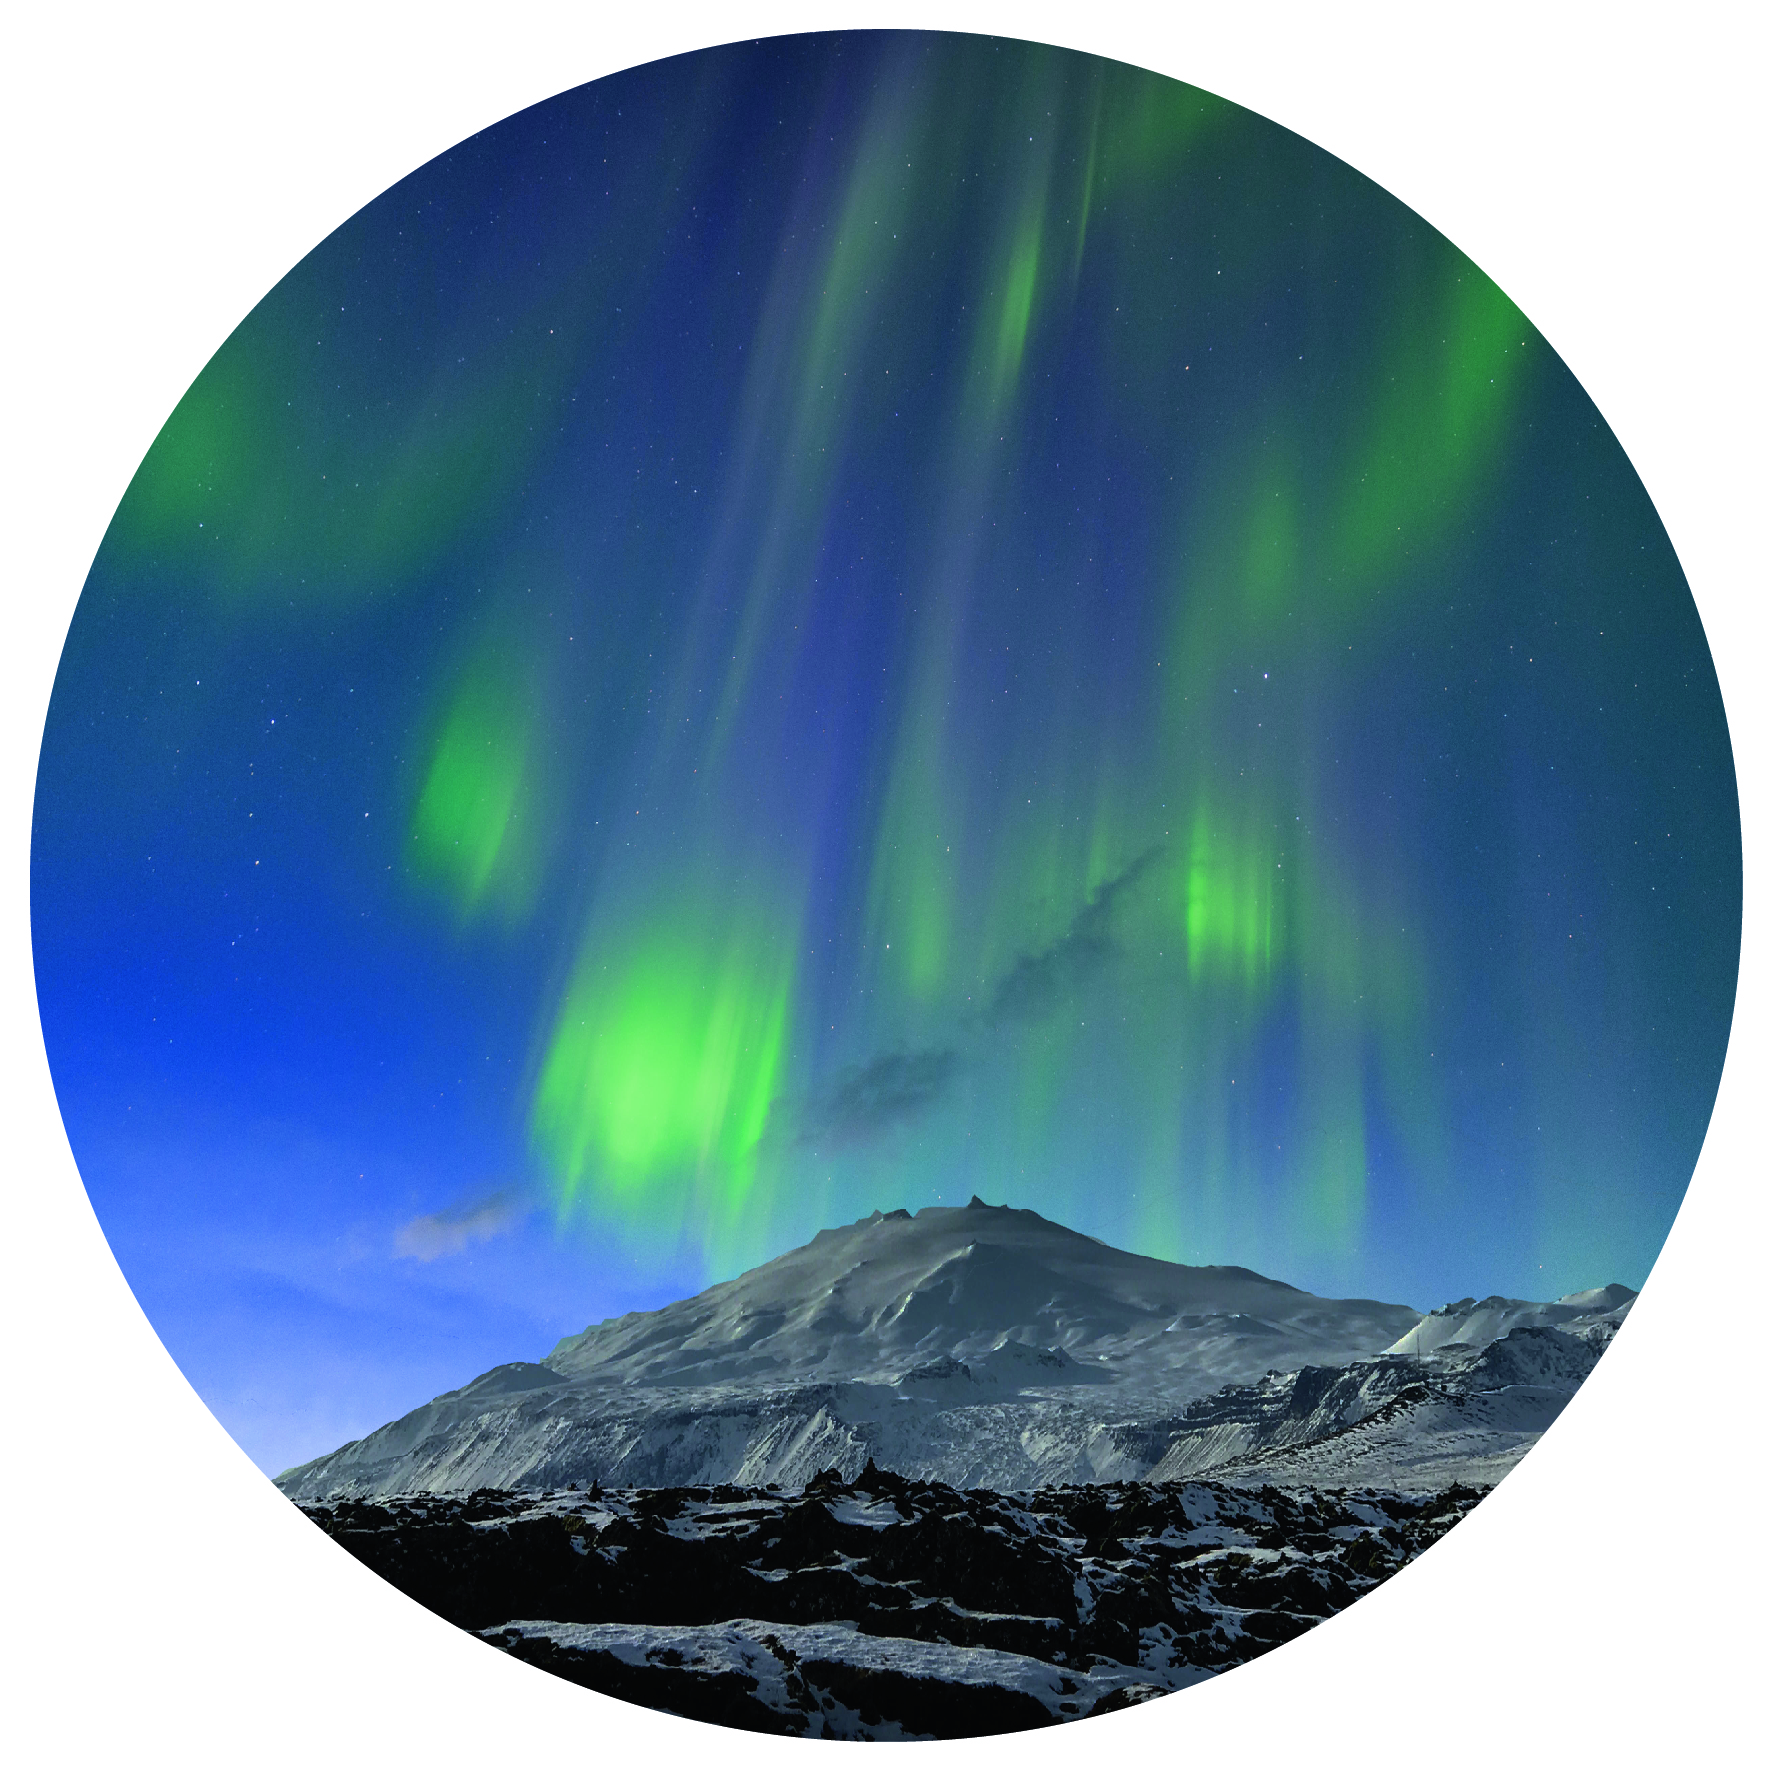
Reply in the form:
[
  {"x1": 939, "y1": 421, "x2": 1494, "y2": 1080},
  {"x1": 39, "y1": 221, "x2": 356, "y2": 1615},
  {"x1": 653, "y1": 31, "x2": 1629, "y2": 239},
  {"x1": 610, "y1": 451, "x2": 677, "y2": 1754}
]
[
  {"x1": 545, "y1": 1200, "x2": 1420, "y2": 1393},
  {"x1": 1381, "y1": 1284, "x2": 1637, "y2": 1357},
  {"x1": 278, "y1": 1319, "x2": 1623, "y2": 1499},
  {"x1": 279, "y1": 1376, "x2": 1171, "y2": 1498},
  {"x1": 1149, "y1": 1322, "x2": 1620, "y2": 1489},
  {"x1": 274, "y1": 1201, "x2": 1629, "y2": 1500}
]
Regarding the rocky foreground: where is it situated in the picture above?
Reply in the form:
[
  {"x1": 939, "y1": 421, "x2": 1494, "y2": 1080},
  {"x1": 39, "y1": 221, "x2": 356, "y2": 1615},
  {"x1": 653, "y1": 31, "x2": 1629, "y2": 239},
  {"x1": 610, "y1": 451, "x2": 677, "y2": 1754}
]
[{"x1": 303, "y1": 1465, "x2": 1485, "y2": 1739}]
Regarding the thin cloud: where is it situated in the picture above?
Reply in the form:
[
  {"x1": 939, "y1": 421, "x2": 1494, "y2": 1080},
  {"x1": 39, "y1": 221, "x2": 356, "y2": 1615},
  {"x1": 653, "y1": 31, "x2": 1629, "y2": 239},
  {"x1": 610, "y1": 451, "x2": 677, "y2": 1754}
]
[
  {"x1": 786, "y1": 852, "x2": 1164, "y2": 1150},
  {"x1": 796, "y1": 1047, "x2": 960, "y2": 1146},
  {"x1": 988, "y1": 846, "x2": 1163, "y2": 1024},
  {"x1": 393, "y1": 1186, "x2": 531, "y2": 1261}
]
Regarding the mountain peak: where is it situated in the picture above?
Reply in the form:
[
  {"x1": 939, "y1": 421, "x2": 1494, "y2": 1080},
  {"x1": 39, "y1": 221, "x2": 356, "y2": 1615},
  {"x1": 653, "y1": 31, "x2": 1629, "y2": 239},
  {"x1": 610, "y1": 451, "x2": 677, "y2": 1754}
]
[{"x1": 541, "y1": 1203, "x2": 1421, "y2": 1394}]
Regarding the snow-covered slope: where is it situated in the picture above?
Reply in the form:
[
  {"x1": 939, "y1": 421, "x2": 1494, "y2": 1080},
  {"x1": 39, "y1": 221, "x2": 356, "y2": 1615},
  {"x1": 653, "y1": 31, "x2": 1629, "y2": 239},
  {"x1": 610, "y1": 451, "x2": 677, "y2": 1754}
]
[
  {"x1": 1381, "y1": 1284, "x2": 1636, "y2": 1357},
  {"x1": 1150, "y1": 1323, "x2": 1619, "y2": 1489}
]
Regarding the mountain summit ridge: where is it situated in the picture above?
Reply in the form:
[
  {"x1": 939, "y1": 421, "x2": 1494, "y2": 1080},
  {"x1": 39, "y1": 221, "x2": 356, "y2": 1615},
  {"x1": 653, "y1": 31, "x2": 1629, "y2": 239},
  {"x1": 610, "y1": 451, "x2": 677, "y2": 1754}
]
[{"x1": 541, "y1": 1199, "x2": 1415, "y2": 1392}]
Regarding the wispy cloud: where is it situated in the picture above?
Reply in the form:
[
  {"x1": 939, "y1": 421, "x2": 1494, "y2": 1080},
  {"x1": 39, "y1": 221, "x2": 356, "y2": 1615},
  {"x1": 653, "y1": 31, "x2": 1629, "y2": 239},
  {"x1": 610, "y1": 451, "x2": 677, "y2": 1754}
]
[
  {"x1": 988, "y1": 847, "x2": 1163, "y2": 1024},
  {"x1": 782, "y1": 853, "x2": 1159, "y2": 1151},
  {"x1": 795, "y1": 1047, "x2": 960, "y2": 1145},
  {"x1": 393, "y1": 1186, "x2": 531, "y2": 1261}
]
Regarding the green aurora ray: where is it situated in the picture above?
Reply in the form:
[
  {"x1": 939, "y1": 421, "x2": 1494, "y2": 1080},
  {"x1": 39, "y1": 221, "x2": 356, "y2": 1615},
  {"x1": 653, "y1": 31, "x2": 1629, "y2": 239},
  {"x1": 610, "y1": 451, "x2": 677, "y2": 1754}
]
[{"x1": 36, "y1": 32, "x2": 1739, "y2": 1321}]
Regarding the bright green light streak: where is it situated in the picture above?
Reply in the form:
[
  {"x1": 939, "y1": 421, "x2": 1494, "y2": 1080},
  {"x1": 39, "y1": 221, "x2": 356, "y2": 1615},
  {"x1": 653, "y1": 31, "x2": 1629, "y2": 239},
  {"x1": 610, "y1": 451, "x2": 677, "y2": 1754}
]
[
  {"x1": 531, "y1": 915, "x2": 794, "y2": 1217},
  {"x1": 111, "y1": 283, "x2": 585, "y2": 604},
  {"x1": 1181, "y1": 804, "x2": 1283, "y2": 990},
  {"x1": 1093, "y1": 68, "x2": 1229, "y2": 192},
  {"x1": 123, "y1": 345, "x2": 264, "y2": 549},
  {"x1": 864, "y1": 782, "x2": 959, "y2": 1007},
  {"x1": 409, "y1": 660, "x2": 531, "y2": 918},
  {"x1": 992, "y1": 208, "x2": 1044, "y2": 401},
  {"x1": 1333, "y1": 268, "x2": 1528, "y2": 585},
  {"x1": 1070, "y1": 78, "x2": 1102, "y2": 286}
]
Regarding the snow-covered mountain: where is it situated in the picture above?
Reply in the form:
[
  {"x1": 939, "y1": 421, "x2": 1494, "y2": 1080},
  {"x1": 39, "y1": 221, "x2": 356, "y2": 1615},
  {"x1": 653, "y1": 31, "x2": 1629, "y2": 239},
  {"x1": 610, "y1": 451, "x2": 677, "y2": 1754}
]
[
  {"x1": 544, "y1": 1199, "x2": 1421, "y2": 1392},
  {"x1": 275, "y1": 1199, "x2": 1630, "y2": 1499},
  {"x1": 1379, "y1": 1285, "x2": 1636, "y2": 1357}
]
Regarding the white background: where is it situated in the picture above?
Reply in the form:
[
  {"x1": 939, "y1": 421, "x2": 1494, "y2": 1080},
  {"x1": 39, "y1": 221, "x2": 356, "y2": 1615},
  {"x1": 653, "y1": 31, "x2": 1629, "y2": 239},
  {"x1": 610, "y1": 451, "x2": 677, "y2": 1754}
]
[{"x1": 4, "y1": 3, "x2": 1765, "y2": 1765}]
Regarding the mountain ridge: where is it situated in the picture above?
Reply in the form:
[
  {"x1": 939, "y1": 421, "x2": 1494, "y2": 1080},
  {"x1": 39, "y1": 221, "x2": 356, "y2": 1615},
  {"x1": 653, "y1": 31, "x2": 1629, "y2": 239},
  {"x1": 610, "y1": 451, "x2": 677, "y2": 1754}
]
[{"x1": 540, "y1": 1198, "x2": 1416, "y2": 1393}]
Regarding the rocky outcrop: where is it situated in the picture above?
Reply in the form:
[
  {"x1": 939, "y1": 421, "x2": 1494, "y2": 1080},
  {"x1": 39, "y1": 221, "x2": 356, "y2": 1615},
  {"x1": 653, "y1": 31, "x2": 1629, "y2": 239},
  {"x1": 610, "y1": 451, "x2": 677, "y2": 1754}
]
[{"x1": 301, "y1": 1466, "x2": 1485, "y2": 1739}]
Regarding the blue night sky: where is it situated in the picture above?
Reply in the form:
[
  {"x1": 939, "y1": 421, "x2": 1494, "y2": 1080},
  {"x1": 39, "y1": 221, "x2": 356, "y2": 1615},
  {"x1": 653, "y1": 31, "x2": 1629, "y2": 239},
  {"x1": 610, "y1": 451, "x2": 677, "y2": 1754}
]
[{"x1": 32, "y1": 32, "x2": 1739, "y2": 1476}]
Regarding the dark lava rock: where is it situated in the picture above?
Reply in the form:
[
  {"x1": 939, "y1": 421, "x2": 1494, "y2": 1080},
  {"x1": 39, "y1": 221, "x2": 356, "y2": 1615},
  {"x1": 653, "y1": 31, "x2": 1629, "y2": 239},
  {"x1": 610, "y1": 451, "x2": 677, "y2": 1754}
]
[{"x1": 301, "y1": 1472, "x2": 1484, "y2": 1740}]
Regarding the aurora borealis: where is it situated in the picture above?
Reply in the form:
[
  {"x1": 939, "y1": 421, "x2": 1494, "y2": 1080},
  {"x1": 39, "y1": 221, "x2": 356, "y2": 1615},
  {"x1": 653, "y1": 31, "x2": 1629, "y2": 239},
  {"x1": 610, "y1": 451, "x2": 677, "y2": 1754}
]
[{"x1": 31, "y1": 31, "x2": 1739, "y2": 1474}]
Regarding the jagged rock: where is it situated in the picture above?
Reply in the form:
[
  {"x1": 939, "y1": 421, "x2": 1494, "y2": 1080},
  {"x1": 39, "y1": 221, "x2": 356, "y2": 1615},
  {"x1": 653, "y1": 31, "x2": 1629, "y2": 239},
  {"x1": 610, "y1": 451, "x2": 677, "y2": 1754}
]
[{"x1": 300, "y1": 1470, "x2": 1485, "y2": 1740}]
